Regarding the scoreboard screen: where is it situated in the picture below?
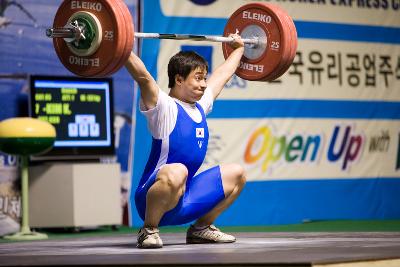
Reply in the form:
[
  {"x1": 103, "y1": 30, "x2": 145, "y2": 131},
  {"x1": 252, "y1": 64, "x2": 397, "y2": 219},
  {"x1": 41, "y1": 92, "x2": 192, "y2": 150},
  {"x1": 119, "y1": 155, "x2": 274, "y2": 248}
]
[{"x1": 29, "y1": 75, "x2": 114, "y2": 159}]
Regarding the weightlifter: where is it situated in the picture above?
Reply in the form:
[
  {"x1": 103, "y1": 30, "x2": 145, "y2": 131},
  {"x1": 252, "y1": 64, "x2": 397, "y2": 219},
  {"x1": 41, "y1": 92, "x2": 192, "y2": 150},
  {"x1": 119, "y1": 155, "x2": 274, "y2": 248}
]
[{"x1": 125, "y1": 34, "x2": 247, "y2": 249}]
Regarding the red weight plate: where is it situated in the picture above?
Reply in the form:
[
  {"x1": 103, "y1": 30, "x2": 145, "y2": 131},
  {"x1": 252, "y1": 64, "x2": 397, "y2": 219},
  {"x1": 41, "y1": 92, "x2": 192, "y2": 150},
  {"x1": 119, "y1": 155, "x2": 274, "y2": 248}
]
[
  {"x1": 103, "y1": 0, "x2": 134, "y2": 77},
  {"x1": 278, "y1": 10, "x2": 298, "y2": 78},
  {"x1": 261, "y1": 4, "x2": 292, "y2": 81},
  {"x1": 119, "y1": 0, "x2": 134, "y2": 72},
  {"x1": 222, "y1": 3, "x2": 289, "y2": 81},
  {"x1": 263, "y1": 4, "x2": 297, "y2": 81},
  {"x1": 53, "y1": 0, "x2": 125, "y2": 77},
  {"x1": 265, "y1": 5, "x2": 297, "y2": 81},
  {"x1": 93, "y1": 0, "x2": 127, "y2": 77}
]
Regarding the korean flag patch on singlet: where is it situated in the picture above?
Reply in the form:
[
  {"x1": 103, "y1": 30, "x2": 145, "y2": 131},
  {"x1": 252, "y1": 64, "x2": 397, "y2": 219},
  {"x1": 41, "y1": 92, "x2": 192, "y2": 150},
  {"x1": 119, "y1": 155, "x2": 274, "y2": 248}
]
[
  {"x1": 196, "y1": 128, "x2": 204, "y2": 138},
  {"x1": 196, "y1": 128, "x2": 204, "y2": 148}
]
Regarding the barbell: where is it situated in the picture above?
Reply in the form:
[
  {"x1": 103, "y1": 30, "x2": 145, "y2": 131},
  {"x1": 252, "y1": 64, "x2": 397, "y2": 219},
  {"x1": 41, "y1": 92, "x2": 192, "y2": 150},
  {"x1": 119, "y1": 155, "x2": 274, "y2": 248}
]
[{"x1": 46, "y1": 0, "x2": 297, "y2": 81}]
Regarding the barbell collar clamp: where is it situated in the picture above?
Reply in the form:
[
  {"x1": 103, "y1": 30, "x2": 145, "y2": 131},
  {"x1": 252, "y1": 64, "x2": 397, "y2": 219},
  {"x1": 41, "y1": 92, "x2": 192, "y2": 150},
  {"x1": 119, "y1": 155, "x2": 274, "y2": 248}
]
[
  {"x1": 46, "y1": 27, "x2": 76, "y2": 39},
  {"x1": 46, "y1": 26, "x2": 84, "y2": 43}
]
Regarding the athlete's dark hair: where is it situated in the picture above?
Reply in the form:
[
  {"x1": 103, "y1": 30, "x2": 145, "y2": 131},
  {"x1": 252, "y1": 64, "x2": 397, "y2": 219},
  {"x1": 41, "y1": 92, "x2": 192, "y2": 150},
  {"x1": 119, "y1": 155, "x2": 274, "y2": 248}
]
[{"x1": 168, "y1": 51, "x2": 208, "y2": 88}]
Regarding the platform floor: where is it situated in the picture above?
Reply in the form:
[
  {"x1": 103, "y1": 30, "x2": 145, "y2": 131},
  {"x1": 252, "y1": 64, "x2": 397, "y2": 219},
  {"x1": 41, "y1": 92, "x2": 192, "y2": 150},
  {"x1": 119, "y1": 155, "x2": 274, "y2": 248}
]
[{"x1": 1, "y1": 232, "x2": 400, "y2": 266}]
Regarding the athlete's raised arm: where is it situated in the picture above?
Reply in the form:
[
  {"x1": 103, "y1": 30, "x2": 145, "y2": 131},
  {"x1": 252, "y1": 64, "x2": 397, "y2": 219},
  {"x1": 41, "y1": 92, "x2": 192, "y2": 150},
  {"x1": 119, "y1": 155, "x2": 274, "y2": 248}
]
[
  {"x1": 125, "y1": 52, "x2": 159, "y2": 110},
  {"x1": 206, "y1": 34, "x2": 244, "y2": 100}
]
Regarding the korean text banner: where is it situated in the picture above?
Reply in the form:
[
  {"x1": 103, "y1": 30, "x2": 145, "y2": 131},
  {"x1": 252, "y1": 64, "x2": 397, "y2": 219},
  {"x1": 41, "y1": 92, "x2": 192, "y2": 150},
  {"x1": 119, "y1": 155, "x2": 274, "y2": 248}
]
[{"x1": 129, "y1": 0, "x2": 400, "y2": 226}]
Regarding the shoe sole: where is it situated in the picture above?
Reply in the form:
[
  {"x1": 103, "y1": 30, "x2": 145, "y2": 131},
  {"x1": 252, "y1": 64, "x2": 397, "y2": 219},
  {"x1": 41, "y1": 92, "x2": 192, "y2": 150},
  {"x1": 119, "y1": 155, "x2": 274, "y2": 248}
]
[
  {"x1": 137, "y1": 244, "x2": 163, "y2": 249},
  {"x1": 186, "y1": 237, "x2": 236, "y2": 244}
]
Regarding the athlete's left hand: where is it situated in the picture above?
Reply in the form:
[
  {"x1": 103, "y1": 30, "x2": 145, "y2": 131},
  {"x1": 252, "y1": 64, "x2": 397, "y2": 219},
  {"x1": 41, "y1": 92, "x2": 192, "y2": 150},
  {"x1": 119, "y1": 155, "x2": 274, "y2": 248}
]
[{"x1": 229, "y1": 32, "x2": 245, "y2": 49}]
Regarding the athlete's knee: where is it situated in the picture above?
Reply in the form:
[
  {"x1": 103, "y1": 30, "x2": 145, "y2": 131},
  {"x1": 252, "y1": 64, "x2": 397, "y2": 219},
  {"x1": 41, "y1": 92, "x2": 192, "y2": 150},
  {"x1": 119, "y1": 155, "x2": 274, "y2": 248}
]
[
  {"x1": 157, "y1": 163, "x2": 188, "y2": 192},
  {"x1": 220, "y1": 163, "x2": 246, "y2": 193},
  {"x1": 231, "y1": 163, "x2": 246, "y2": 187}
]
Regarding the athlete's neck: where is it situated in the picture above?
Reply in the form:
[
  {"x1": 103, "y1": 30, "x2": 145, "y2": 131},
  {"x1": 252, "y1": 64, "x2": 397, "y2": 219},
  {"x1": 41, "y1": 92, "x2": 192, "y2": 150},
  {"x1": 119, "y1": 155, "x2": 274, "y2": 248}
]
[{"x1": 169, "y1": 90, "x2": 195, "y2": 106}]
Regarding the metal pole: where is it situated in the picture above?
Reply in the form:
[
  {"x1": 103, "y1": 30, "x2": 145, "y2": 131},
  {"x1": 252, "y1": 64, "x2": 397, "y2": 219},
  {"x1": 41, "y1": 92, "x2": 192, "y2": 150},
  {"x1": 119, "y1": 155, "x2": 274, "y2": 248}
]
[
  {"x1": 20, "y1": 156, "x2": 30, "y2": 234},
  {"x1": 46, "y1": 28, "x2": 259, "y2": 45},
  {"x1": 134, "y1": 32, "x2": 259, "y2": 45}
]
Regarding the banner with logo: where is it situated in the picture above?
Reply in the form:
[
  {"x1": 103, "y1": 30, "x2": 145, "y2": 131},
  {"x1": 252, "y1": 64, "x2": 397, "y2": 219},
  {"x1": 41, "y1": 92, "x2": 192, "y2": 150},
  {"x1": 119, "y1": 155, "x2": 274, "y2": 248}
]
[{"x1": 130, "y1": 0, "x2": 400, "y2": 226}]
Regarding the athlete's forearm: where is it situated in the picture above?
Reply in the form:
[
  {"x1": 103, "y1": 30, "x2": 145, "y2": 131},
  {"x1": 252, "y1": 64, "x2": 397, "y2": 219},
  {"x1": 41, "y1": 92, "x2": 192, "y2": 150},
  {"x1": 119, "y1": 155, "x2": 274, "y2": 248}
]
[
  {"x1": 125, "y1": 52, "x2": 152, "y2": 84},
  {"x1": 125, "y1": 52, "x2": 159, "y2": 109},
  {"x1": 220, "y1": 46, "x2": 244, "y2": 78},
  {"x1": 207, "y1": 46, "x2": 244, "y2": 99}
]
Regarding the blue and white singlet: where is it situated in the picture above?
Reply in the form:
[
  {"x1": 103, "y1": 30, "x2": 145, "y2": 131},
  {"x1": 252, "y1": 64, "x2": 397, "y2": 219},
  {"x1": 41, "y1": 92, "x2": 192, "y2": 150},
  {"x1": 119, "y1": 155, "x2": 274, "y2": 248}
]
[{"x1": 134, "y1": 88, "x2": 225, "y2": 226}]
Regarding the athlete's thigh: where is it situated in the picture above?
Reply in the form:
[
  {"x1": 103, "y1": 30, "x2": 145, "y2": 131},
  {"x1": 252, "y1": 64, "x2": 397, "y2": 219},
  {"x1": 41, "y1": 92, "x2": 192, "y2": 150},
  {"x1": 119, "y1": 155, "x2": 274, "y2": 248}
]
[
  {"x1": 136, "y1": 163, "x2": 188, "y2": 224},
  {"x1": 169, "y1": 166, "x2": 225, "y2": 224}
]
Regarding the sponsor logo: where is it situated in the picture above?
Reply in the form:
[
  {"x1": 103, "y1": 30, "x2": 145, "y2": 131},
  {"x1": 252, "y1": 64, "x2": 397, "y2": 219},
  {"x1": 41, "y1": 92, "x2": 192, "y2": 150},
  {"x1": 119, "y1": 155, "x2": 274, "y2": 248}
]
[
  {"x1": 242, "y1": 11, "x2": 272, "y2": 24},
  {"x1": 69, "y1": 56, "x2": 99, "y2": 67},
  {"x1": 239, "y1": 61, "x2": 264, "y2": 73},
  {"x1": 368, "y1": 130, "x2": 390, "y2": 152},
  {"x1": 327, "y1": 125, "x2": 364, "y2": 170},
  {"x1": 244, "y1": 125, "x2": 365, "y2": 172},
  {"x1": 198, "y1": 141, "x2": 204, "y2": 148},
  {"x1": 244, "y1": 126, "x2": 322, "y2": 172},
  {"x1": 70, "y1": 1, "x2": 102, "y2": 11}
]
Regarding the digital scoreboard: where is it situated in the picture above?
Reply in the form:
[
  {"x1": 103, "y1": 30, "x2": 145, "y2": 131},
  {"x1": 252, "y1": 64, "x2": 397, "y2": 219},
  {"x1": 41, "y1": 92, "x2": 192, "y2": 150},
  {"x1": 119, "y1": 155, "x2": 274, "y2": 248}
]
[{"x1": 29, "y1": 75, "x2": 114, "y2": 159}]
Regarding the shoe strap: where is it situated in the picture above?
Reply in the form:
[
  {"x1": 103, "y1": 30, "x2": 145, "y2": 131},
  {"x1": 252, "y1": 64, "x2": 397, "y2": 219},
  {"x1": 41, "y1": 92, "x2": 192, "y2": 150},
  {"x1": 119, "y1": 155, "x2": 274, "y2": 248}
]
[
  {"x1": 193, "y1": 224, "x2": 219, "y2": 231},
  {"x1": 141, "y1": 227, "x2": 159, "y2": 235},
  {"x1": 209, "y1": 224, "x2": 220, "y2": 231}
]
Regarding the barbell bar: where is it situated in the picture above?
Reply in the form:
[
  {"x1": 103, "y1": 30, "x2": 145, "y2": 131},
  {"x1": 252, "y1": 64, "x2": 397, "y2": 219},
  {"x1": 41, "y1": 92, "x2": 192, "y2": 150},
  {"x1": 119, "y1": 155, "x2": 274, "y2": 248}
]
[
  {"x1": 46, "y1": 28, "x2": 261, "y2": 46},
  {"x1": 47, "y1": 0, "x2": 297, "y2": 81}
]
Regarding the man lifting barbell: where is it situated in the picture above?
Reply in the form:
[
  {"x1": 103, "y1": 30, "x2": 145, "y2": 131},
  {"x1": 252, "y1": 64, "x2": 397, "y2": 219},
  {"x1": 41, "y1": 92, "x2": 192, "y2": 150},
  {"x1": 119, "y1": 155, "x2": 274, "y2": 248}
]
[
  {"x1": 125, "y1": 34, "x2": 247, "y2": 248},
  {"x1": 46, "y1": 0, "x2": 297, "y2": 249}
]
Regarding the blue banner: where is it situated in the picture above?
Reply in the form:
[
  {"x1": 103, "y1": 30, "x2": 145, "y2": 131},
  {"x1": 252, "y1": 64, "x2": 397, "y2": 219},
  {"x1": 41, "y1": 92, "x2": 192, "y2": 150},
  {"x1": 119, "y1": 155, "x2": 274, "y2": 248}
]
[{"x1": 129, "y1": 0, "x2": 400, "y2": 226}]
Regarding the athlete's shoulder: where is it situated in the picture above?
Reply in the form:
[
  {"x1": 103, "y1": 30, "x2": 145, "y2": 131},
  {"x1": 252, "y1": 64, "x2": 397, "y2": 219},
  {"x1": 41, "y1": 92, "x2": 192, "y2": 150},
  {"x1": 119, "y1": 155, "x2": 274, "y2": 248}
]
[
  {"x1": 198, "y1": 87, "x2": 214, "y2": 115},
  {"x1": 142, "y1": 88, "x2": 178, "y2": 139}
]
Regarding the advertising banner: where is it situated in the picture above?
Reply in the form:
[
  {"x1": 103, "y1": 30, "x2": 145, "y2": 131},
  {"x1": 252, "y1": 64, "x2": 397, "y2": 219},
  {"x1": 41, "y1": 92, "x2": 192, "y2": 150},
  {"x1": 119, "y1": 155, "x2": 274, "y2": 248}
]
[{"x1": 131, "y1": 0, "x2": 400, "y2": 226}]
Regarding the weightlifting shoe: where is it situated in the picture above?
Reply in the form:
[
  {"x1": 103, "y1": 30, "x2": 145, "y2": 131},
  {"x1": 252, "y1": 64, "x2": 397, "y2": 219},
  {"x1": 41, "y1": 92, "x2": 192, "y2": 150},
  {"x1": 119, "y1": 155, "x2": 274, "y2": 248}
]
[
  {"x1": 186, "y1": 224, "x2": 236, "y2": 244},
  {"x1": 137, "y1": 227, "x2": 163, "y2": 248}
]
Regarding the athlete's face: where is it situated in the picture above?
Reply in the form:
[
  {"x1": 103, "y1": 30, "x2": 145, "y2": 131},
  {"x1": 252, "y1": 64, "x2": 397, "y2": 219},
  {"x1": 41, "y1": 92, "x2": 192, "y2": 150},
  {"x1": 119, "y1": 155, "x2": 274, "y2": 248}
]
[{"x1": 178, "y1": 67, "x2": 207, "y2": 103}]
